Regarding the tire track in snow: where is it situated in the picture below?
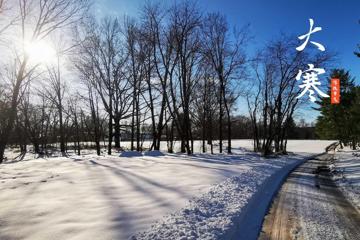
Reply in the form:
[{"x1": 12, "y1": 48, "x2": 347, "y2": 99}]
[{"x1": 259, "y1": 154, "x2": 360, "y2": 240}]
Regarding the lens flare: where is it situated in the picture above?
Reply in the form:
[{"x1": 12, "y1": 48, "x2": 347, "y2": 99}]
[{"x1": 25, "y1": 40, "x2": 56, "y2": 64}]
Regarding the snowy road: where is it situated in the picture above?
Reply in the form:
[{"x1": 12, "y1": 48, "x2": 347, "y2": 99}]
[{"x1": 259, "y1": 153, "x2": 360, "y2": 240}]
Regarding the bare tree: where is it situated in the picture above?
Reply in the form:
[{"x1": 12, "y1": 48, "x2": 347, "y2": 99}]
[
  {"x1": 201, "y1": 13, "x2": 248, "y2": 154},
  {"x1": 140, "y1": 2, "x2": 176, "y2": 152},
  {"x1": 75, "y1": 17, "x2": 129, "y2": 155},
  {"x1": 0, "y1": 1, "x2": 19, "y2": 38},
  {"x1": 68, "y1": 94, "x2": 83, "y2": 155},
  {"x1": 39, "y1": 55, "x2": 67, "y2": 155},
  {"x1": 0, "y1": 0, "x2": 89, "y2": 163},
  {"x1": 83, "y1": 81, "x2": 102, "y2": 156},
  {"x1": 250, "y1": 35, "x2": 332, "y2": 156},
  {"x1": 193, "y1": 65, "x2": 218, "y2": 154},
  {"x1": 124, "y1": 18, "x2": 145, "y2": 151},
  {"x1": 165, "y1": 1, "x2": 202, "y2": 154}
]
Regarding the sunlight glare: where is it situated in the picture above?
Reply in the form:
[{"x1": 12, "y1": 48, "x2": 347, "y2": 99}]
[{"x1": 25, "y1": 40, "x2": 56, "y2": 64}]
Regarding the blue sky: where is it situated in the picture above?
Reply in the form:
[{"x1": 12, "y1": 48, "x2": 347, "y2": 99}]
[{"x1": 94, "y1": 0, "x2": 360, "y2": 122}]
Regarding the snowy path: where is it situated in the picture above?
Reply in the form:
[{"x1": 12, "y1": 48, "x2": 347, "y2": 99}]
[
  {"x1": 259, "y1": 153, "x2": 360, "y2": 240},
  {"x1": 132, "y1": 155, "x2": 306, "y2": 240}
]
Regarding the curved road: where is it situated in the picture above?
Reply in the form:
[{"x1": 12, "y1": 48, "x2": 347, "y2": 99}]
[{"x1": 259, "y1": 153, "x2": 360, "y2": 240}]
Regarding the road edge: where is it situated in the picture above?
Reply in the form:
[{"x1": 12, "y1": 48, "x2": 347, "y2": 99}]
[{"x1": 222, "y1": 152, "x2": 325, "y2": 240}]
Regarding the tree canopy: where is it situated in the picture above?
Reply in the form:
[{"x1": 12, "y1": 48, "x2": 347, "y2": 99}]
[{"x1": 315, "y1": 69, "x2": 360, "y2": 149}]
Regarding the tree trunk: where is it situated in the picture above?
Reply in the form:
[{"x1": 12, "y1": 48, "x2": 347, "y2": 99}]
[
  {"x1": 136, "y1": 95, "x2": 140, "y2": 151},
  {"x1": 108, "y1": 112, "x2": 113, "y2": 155},
  {"x1": 227, "y1": 113, "x2": 232, "y2": 154},
  {"x1": 154, "y1": 95, "x2": 167, "y2": 151},
  {"x1": 0, "y1": 142, "x2": 6, "y2": 163},
  {"x1": 209, "y1": 116, "x2": 214, "y2": 154},
  {"x1": 59, "y1": 108, "x2": 65, "y2": 154},
  {"x1": 181, "y1": 139, "x2": 185, "y2": 153},
  {"x1": 219, "y1": 89, "x2": 223, "y2": 153},
  {"x1": 202, "y1": 124, "x2": 206, "y2": 153},
  {"x1": 352, "y1": 140, "x2": 357, "y2": 150},
  {"x1": 167, "y1": 120, "x2": 174, "y2": 153},
  {"x1": 34, "y1": 141, "x2": 40, "y2": 154},
  {"x1": 0, "y1": 58, "x2": 28, "y2": 163},
  {"x1": 114, "y1": 117, "x2": 121, "y2": 148},
  {"x1": 94, "y1": 115, "x2": 101, "y2": 156},
  {"x1": 130, "y1": 99, "x2": 135, "y2": 151}
]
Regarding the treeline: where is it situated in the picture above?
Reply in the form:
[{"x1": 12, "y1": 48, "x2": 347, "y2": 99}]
[
  {"x1": 315, "y1": 24, "x2": 360, "y2": 148},
  {"x1": 316, "y1": 69, "x2": 360, "y2": 149},
  {"x1": 6, "y1": 112, "x2": 316, "y2": 157},
  {"x1": 71, "y1": 2, "x2": 253, "y2": 156},
  {"x1": 0, "y1": 0, "x2": 333, "y2": 163},
  {"x1": 246, "y1": 36, "x2": 331, "y2": 155}
]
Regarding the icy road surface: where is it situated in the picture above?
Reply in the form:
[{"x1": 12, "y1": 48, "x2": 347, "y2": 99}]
[{"x1": 259, "y1": 153, "x2": 360, "y2": 240}]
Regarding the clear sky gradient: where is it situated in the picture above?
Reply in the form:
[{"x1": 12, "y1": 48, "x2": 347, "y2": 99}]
[{"x1": 94, "y1": 0, "x2": 360, "y2": 122}]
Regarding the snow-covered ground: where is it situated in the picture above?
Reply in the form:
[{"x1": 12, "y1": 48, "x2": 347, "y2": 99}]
[
  {"x1": 0, "y1": 140, "x2": 332, "y2": 240},
  {"x1": 260, "y1": 153, "x2": 360, "y2": 240},
  {"x1": 132, "y1": 153, "x2": 306, "y2": 240},
  {"x1": 333, "y1": 149, "x2": 360, "y2": 210},
  {"x1": 61, "y1": 139, "x2": 335, "y2": 155}
]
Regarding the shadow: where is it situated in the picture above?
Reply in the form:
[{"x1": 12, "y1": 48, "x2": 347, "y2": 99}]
[
  {"x1": 143, "y1": 151, "x2": 165, "y2": 157},
  {"x1": 87, "y1": 159, "x2": 192, "y2": 200},
  {"x1": 119, "y1": 151, "x2": 143, "y2": 158},
  {"x1": 78, "y1": 157, "x2": 194, "y2": 239},
  {"x1": 122, "y1": 154, "x2": 246, "y2": 177},
  {"x1": 86, "y1": 164, "x2": 136, "y2": 239},
  {"x1": 3, "y1": 152, "x2": 27, "y2": 164},
  {"x1": 162, "y1": 152, "x2": 263, "y2": 168}
]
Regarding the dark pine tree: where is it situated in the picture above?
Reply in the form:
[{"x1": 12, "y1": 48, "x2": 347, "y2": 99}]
[{"x1": 315, "y1": 69, "x2": 359, "y2": 148}]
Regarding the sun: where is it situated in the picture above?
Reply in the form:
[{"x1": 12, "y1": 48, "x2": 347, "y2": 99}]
[{"x1": 25, "y1": 39, "x2": 56, "y2": 65}]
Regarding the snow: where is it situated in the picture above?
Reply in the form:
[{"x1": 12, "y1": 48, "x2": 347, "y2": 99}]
[
  {"x1": 133, "y1": 154, "x2": 305, "y2": 240},
  {"x1": 259, "y1": 152, "x2": 360, "y2": 240},
  {"x1": 0, "y1": 140, "x2": 332, "y2": 240},
  {"x1": 143, "y1": 150, "x2": 165, "y2": 157},
  {"x1": 333, "y1": 149, "x2": 360, "y2": 210},
  {"x1": 116, "y1": 139, "x2": 335, "y2": 154},
  {"x1": 289, "y1": 155, "x2": 360, "y2": 240},
  {"x1": 119, "y1": 150, "x2": 165, "y2": 157}
]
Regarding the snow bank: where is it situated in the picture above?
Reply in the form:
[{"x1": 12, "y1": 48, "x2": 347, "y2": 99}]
[
  {"x1": 132, "y1": 154, "x2": 305, "y2": 240},
  {"x1": 119, "y1": 151, "x2": 143, "y2": 157},
  {"x1": 119, "y1": 150, "x2": 165, "y2": 157},
  {"x1": 143, "y1": 150, "x2": 165, "y2": 157},
  {"x1": 333, "y1": 149, "x2": 360, "y2": 210}
]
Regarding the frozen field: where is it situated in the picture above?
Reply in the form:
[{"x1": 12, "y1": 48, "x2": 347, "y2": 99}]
[
  {"x1": 78, "y1": 139, "x2": 336, "y2": 154},
  {"x1": 0, "y1": 140, "x2": 334, "y2": 240}
]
